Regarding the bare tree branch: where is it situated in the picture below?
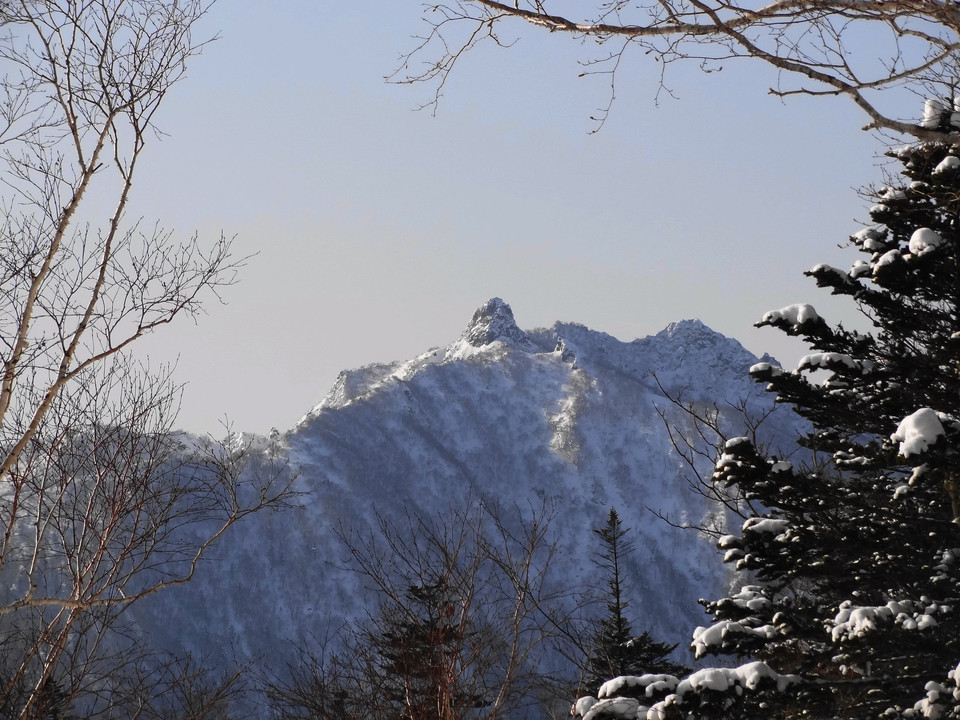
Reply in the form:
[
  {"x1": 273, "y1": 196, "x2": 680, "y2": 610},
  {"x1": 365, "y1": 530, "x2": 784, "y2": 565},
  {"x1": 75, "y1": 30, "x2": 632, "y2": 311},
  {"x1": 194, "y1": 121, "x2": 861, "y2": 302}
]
[
  {"x1": 397, "y1": 0, "x2": 960, "y2": 138},
  {"x1": 0, "y1": 4, "x2": 300, "y2": 718}
]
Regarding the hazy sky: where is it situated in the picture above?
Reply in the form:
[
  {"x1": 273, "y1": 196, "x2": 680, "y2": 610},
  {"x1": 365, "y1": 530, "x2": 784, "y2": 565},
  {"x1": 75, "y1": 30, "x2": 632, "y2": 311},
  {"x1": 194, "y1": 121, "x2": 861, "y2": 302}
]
[{"x1": 129, "y1": 1, "x2": 894, "y2": 435}]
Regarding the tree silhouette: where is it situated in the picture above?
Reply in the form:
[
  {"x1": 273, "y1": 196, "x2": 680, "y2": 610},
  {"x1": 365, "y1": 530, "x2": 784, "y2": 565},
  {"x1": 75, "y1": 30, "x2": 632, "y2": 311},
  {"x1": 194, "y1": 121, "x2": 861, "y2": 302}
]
[{"x1": 582, "y1": 509, "x2": 686, "y2": 696}]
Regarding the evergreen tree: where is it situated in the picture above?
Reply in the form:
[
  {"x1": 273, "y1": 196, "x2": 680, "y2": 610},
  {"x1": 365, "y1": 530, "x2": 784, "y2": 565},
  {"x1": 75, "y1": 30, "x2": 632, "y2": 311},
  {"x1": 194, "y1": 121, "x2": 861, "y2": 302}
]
[
  {"x1": 287, "y1": 504, "x2": 579, "y2": 720},
  {"x1": 576, "y1": 138, "x2": 960, "y2": 720},
  {"x1": 582, "y1": 509, "x2": 686, "y2": 696},
  {"x1": 374, "y1": 577, "x2": 484, "y2": 720},
  {"x1": 699, "y1": 140, "x2": 960, "y2": 720}
]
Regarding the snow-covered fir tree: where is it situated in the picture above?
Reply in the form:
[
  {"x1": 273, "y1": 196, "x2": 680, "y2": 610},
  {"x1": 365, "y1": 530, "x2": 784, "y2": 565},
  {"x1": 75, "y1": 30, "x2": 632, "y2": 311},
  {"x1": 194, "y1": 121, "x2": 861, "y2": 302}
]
[
  {"x1": 581, "y1": 509, "x2": 686, "y2": 696},
  {"x1": 575, "y1": 140, "x2": 960, "y2": 720}
]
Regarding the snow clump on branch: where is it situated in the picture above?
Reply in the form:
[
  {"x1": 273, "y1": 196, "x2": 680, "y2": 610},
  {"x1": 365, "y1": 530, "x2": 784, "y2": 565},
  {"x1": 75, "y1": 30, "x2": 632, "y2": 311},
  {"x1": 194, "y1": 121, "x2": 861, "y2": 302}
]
[
  {"x1": 892, "y1": 408, "x2": 946, "y2": 457},
  {"x1": 574, "y1": 663, "x2": 802, "y2": 720},
  {"x1": 909, "y1": 228, "x2": 943, "y2": 256},
  {"x1": 828, "y1": 599, "x2": 946, "y2": 641},
  {"x1": 761, "y1": 304, "x2": 819, "y2": 329}
]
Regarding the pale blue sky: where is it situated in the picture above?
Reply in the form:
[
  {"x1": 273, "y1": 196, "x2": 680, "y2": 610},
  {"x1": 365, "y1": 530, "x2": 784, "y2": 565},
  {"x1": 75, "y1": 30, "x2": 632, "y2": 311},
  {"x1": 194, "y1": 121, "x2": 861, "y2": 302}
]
[{"x1": 130, "y1": 2, "x2": 888, "y2": 435}]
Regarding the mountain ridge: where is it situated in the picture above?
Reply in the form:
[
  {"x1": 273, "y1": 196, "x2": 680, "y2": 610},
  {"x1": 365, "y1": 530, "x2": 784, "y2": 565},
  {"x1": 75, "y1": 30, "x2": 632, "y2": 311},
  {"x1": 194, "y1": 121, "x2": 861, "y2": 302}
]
[
  {"x1": 133, "y1": 299, "x2": 801, "y2": 679},
  {"x1": 304, "y1": 301, "x2": 773, "y2": 421}
]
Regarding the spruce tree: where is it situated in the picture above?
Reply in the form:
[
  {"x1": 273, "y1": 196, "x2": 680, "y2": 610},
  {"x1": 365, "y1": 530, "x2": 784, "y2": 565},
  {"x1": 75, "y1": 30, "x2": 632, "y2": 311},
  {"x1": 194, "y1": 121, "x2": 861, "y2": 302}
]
[
  {"x1": 372, "y1": 578, "x2": 484, "y2": 720},
  {"x1": 576, "y1": 138, "x2": 960, "y2": 720},
  {"x1": 582, "y1": 509, "x2": 686, "y2": 696},
  {"x1": 691, "y1": 141, "x2": 960, "y2": 718}
]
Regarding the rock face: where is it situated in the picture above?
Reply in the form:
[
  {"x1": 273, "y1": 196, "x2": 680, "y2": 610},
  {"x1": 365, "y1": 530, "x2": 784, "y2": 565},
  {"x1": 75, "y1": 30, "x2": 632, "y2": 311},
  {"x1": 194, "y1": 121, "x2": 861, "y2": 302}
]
[
  {"x1": 460, "y1": 296, "x2": 535, "y2": 349},
  {"x1": 133, "y1": 300, "x2": 802, "y2": 674}
]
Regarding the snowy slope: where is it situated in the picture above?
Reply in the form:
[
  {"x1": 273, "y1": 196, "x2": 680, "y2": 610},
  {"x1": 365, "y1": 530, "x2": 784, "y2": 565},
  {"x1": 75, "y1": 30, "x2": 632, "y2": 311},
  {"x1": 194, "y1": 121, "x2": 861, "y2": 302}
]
[{"x1": 132, "y1": 298, "x2": 801, "y2": 671}]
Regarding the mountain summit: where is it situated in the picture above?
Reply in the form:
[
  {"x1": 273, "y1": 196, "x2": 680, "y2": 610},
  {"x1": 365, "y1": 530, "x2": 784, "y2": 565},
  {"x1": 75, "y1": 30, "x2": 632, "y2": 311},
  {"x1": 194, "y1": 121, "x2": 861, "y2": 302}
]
[
  {"x1": 134, "y1": 300, "x2": 802, "y2": 676},
  {"x1": 460, "y1": 297, "x2": 533, "y2": 349}
]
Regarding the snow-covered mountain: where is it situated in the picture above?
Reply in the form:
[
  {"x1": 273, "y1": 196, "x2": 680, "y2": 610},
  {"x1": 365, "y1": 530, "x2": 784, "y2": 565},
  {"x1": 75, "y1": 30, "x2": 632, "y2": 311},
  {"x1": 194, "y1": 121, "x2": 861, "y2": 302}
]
[{"x1": 133, "y1": 298, "x2": 802, "y2": 671}]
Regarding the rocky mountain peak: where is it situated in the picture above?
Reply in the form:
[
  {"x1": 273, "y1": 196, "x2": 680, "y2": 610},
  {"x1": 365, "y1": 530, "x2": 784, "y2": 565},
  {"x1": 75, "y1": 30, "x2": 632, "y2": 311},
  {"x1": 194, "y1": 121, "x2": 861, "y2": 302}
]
[
  {"x1": 653, "y1": 318, "x2": 748, "y2": 359},
  {"x1": 461, "y1": 297, "x2": 531, "y2": 348},
  {"x1": 659, "y1": 318, "x2": 712, "y2": 340}
]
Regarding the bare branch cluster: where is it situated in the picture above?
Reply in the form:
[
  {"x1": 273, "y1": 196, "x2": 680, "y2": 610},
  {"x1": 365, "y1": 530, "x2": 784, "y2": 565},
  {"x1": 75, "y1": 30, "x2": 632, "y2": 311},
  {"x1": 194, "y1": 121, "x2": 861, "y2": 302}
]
[
  {"x1": 268, "y1": 501, "x2": 585, "y2": 720},
  {"x1": 0, "y1": 3, "x2": 299, "y2": 718},
  {"x1": 397, "y1": 0, "x2": 960, "y2": 137},
  {"x1": 650, "y1": 374, "x2": 807, "y2": 538}
]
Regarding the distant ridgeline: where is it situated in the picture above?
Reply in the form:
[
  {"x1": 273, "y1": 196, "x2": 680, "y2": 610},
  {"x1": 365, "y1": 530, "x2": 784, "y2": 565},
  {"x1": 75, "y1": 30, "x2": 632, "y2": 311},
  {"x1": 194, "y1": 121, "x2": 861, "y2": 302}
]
[{"x1": 132, "y1": 298, "x2": 803, "y2": 674}]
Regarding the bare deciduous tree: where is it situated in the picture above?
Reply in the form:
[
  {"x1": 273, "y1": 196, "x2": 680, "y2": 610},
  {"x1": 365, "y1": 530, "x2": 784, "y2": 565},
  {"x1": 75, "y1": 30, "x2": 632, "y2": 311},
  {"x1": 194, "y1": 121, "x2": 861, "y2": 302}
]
[
  {"x1": 0, "y1": 2, "x2": 298, "y2": 718},
  {"x1": 649, "y1": 375, "x2": 806, "y2": 538},
  {"x1": 269, "y1": 501, "x2": 582, "y2": 720},
  {"x1": 396, "y1": 0, "x2": 960, "y2": 139}
]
